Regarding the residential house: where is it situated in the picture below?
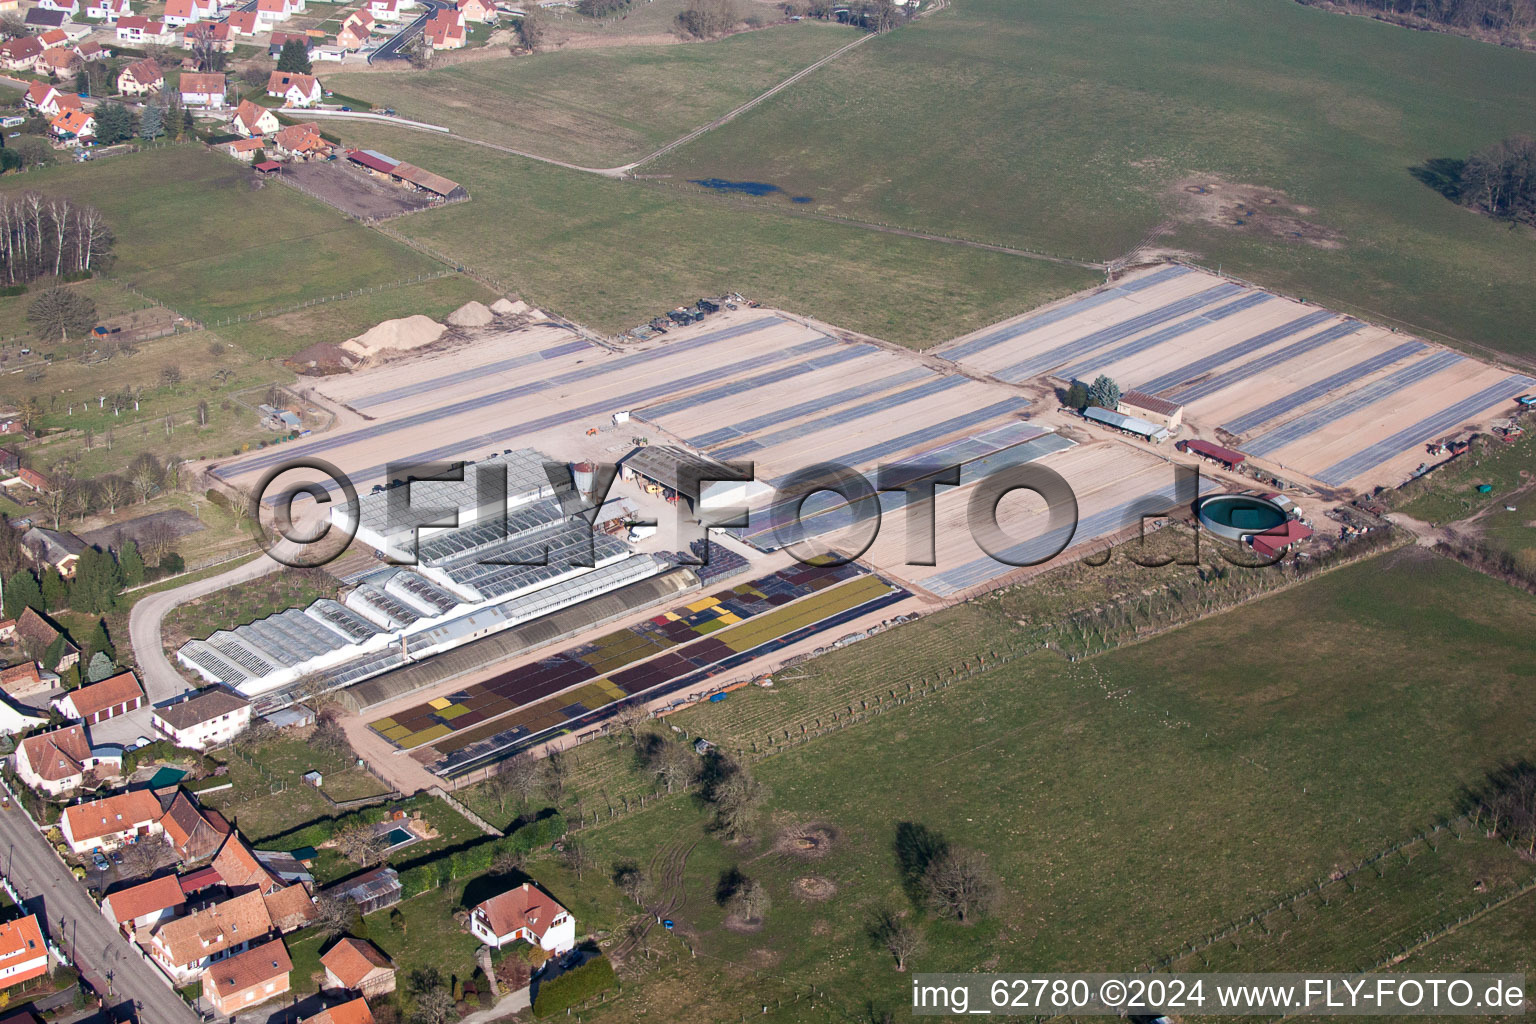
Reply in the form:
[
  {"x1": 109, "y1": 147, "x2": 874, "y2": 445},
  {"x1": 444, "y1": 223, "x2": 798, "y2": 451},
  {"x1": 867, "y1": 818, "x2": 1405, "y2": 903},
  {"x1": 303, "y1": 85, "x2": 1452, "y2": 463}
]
[
  {"x1": 334, "y1": 10, "x2": 371, "y2": 48},
  {"x1": 223, "y1": 8, "x2": 258, "y2": 34},
  {"x1": 35, "y1": 28, "x2": 69, "y2": 48},
  {"x1": 0, "y1": 618, "x2": 17, "y2": 641},
  {"x1": 101, "y1": 875, "x2": 186, "y2": 936},
  {"x1": 212, "y1": 833, "x2": 285, "y2": 895},
  {"x1": 423, "y1": 8, "x2": 464, "y2": 48},
  {"x1": 36, "y1": 0, "x2": 79, "y2": 16},
  {"x1": 38, "y1": 47, "x2": 79, "y2": 76},
  {"x1": 267, "y1": 29, "x2": 311, "y2": 57},
  {"x1": 20, "y1": 527, "x2": 86, "y2": 577},
  {"x1": 23, "y1": 83, "x2": 64, "y2": 116},
  {"x1": 116, "y1": 57, "x2": 163, "y2": 97},
  {"x1": 320, "y1": 938, "x2": 394, "y2": 999},
  {"x1": 13, "y1": 724, "x2": 116, "y2": 794},
  {"x1": 158, "y1": 790, "x2": 231, "y2": 862},
  {"x1": 14, "y1": 467, "x2": 50, "y2": 493},
  {"x1": 151, "y1": 689, "x2": 251, "y2": 750},
  {"x1": 319, "y1": 939, "x2": 393, "y2": 1000},
  {"x1": 0, "y1": 0, "x2": 17, "y2": 11},
  {"x1": 162, "y1": 0, "x2": 202, "y2": 25},
  {"x1": 312, "y1": 44, "x2": 345, "y2": 61},
  {"x1": 261, "y1": 885, "x2": 316, "y2": 934},
  {"x1": 1, "y1": 661, "x2": 56, "y2": 701},
  {"x1": 84, "y1": 0, "x2": 132, "y2": 21},
  {"x1": 456, "y1": 0, "x2": 493, "y2": 22},
  {"x1": 203, "y1": 938, "x2": 291, "y2": 1016},
  {"x1": 255, "y1": 0, "x2": 294, "y2": 24},
  {"x1": 266, "y1": 70, "x2": 321, "y2": 107},
  {"x1": 271, "y1": 121, "x2": 330, "y2": 160},
  {"x1": 368, "y1": 0, "x2": 397, "y2": 21},
  {"x1": 146, "y1": 888, "x2": 274, "y2": 983},
  {"x1": 23, "y1": 9, "x2": 67, "y2": 30},
  {"x1": 0, "y1": 37, "x2": 42, "y2": 73},
  {"x1": 320, "y1": 866, "x2": 400, "y2": 916},
  {"x1": 178, "y1": 71, "x2": 226, "y2": 108},
  {"x1": 73, "y1": 40, "x2": 109, "y2": 61},
  {"x1": 231, "y1": 99, "x2": 279, "y2": 137},
  {"x1": 60, "y1": 789, "x2": 164, "y2": 854},
  {"x1": 15, "y1": 609, "x2": 79, "y2": 672},
  {"x1": 0, "y1": 916, "x2": 48, "y2": 992},
  {"x1": 0, "y1": 696, "x2": 46, "y2": 736},
  {"x1": 301, "y1": 996, "x2": 374, "y2": 1024},
  {"x1": 115, "y1": 16, "x2": 171, "y2": 43},
  {"x1": 468, "y1": 882, "x2": 576, "y2": 954},
  {"x1": 182, "y1": 20, "x2": 232, "y2": 50},
  {"x1": 52, "y1": 670, "x2": 143, "y2": 725},
  {"x1": 215, "y1": 136, "x2": 264, "y2": 162}
]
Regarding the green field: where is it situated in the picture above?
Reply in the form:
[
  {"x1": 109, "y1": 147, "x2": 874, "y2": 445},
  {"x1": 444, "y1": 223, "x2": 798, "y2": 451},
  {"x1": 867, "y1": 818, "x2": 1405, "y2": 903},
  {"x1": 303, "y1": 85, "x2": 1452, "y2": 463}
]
[
  {"x1": 317, "y1": 123, "x2": 1098, "y2": 345},
  {"x1": 493, "y1": 550, "x2": 1536, "y2": 1021},
  {"x1": 0, "y1": 146, "x2": 486, "y2": 327},
  {"x1": 328, "y1": 23, "x2": 858, "y2": 168},
  {"x1": 652, "y1": 0, "x2": 1536, "y2": 359}
]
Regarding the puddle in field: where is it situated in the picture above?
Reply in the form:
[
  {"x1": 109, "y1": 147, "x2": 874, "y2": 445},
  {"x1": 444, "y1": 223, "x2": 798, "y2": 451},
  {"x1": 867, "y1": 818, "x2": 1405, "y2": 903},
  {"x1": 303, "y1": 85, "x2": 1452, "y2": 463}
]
[{"x1": 690, "y1": 178, "x2": 813, "y2": 203}]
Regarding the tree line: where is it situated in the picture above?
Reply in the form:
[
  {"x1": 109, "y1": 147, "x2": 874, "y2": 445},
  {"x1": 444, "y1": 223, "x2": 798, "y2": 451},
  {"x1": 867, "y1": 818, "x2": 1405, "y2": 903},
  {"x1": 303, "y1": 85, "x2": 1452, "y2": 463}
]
[
  {"x1": 1300, "y1": 0, "x2": 1536, "y2": 32},
  {"x1": 0, "y1": 193, "x2": 114, "y2": 286}
]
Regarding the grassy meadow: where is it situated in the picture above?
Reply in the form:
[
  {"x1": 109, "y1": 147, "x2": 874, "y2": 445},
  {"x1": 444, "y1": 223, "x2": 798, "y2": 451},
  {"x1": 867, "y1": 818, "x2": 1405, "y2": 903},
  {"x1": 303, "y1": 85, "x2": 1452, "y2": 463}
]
[
  {"x1": 313, "y1": 123, "x2": 1099, "y2": 345},
  {"x1": 328, "y1": 23, "x2": 859, "y2": 168},
  {"x1": 652, "y1": 0, "x2": 1536, "y2": 359},
  {"x1": 458, "y1": 549, "x2": 1536, "y2": 1021}
]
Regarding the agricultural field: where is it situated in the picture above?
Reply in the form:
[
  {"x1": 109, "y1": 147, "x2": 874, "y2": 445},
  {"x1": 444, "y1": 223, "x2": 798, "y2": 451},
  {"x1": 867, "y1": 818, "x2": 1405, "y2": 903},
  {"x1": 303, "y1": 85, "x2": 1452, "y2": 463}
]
[
  {"x1": 0, "y1": 146, "x2": 484, "y2": 327},
  {"x1": 500, "y1": 549, "x2": 1536, "y2": 1021},
  {"x1": 309, "y1": 123, "x2": 1098, "y2": 346},
  {"x1": 198, "y1": 736, "x2": 394, "y2": 844},
  {"x1": 328, "y1": 23, "x2": 859, "y2": 168},
  {"x1": 652, "y1": 0, "x2": 1536, "y2": 359}
]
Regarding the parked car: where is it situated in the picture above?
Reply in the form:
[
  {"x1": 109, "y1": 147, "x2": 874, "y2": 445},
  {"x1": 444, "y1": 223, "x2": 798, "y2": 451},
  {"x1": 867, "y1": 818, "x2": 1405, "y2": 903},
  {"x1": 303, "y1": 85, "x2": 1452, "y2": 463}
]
[{"x1": 92, "y1": 851, "x2": 110, "y2": 872}]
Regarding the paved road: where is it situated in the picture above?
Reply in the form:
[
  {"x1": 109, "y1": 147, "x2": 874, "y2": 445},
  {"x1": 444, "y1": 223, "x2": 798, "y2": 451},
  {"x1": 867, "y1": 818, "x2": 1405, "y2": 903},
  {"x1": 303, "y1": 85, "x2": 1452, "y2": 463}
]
[
  {"x1": 127, "y1": 541, "x2": 304, "y2": 705},
  {"x1": 0, "y1": 798, "x2": 199, "y2": 1024},
  {"x1": 368, "y1": 0, "x2": 453, "y2": 65}
]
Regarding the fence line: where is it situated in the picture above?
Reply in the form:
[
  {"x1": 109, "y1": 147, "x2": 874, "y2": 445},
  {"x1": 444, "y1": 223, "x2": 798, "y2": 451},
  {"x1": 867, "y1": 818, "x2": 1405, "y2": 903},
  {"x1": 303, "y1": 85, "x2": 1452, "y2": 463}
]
[{"x1": 203, "y1": 268, "x2": 460, "y2": 327}]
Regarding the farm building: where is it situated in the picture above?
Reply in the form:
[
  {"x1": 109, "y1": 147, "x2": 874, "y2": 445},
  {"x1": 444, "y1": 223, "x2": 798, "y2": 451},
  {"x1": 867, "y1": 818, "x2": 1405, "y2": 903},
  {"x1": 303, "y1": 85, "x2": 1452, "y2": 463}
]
[
  {"x1": 1251, "y1": 519, "x2": 1314, "y2": 559},
  {"x1": 620, "y1": 444, "x2": 771, "y2": 511},
  {"x1": 320, "y1": 937, "x2": 395, "y2": 998},
  {"x1": 1177, "y1": 438, "x2": 1247, "y2": 469},
  {"x1": 1118, "y1": 390, "x2": 1184, "y2": 431},
  {"x1": 1084, "y1": 405, "x2": 1169, "y2": 443},
  {"x1": 321, "y1": 867, "x2": 401, "y2": 915},
  {"x1": 343, "y1": 149, "x2": 466, "y2": 200}
]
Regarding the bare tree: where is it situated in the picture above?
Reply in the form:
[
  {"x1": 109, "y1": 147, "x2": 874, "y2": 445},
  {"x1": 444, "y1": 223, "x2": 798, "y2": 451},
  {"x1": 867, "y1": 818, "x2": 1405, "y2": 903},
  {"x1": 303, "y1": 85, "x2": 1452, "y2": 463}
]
[
  {"x1": 609, "y1": 702, "x2": 652, "y2": 746},
  {"x1": 614, "y1": 864, "x2": 650, "y2": 905},
  {"x1": 726, "y1": 877, "x2": 769, "y2": 922},
  {"x1": 97, "y1": 475, "x2": 130, "y2": 515},
  {"x1": 707, "y1": 758, "x2": 765, "y2": 840},
  {"x1": 38, "y1": 484, "x2": 69, "y2": 530},
  {"x1": 408, "y1": 986, "x2": 457, "y2": 1024},
  {"x1": 486, "y1": 751, "x2": 553, "y2": 814},
  {"x1": 651, "y1": 741, "x2": 696, "y2": 793},
  {"x1": 560, "y1": 839, "x2": 591, "y2": 882},
  {"x1": 869, "y1": 910, "x2": 925, "y2": 971},
  {"x1": 677, "y1": 0, "x2": 738, "y2": 36},
  {"x1": 515, "y1": 6, "x2": 545, "y2": 49},
  {"x1": 129, "y1": 452, "x2": 164, "y2": 504},
  {"x1": 921, "y1": 847, "x2": 1000, "y2": 923},
  {"x1": 332, "y1": 822, "x2": 386, "y2": 867},
  {"x1": 27, "y1": 287, "x2": 96, "y2": 342},
  {"x1": 312, "y1": 893, "x2": 354, "y2": 937},
  {"x1": 121, "y1": 837, "x2": 174, "y2": 879}
]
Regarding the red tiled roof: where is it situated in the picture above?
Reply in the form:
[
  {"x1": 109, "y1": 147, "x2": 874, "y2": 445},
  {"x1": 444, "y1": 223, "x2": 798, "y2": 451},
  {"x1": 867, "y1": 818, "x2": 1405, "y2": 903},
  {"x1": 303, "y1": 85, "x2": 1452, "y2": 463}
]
[
  {"x1": 104, "y1": 875, "x2": 186, "y2": 926},
  {"x1": 1252, "y1": 520, "x2": 1313, "y2": 558},
  {"x1": 18, "y1": 724, "x2": 91, "y2": 783},
  {"x1": 203, "y1": 936, "x2": 291, "y2": 1001},
  {"x1": 178, "y1": 865, "x2": 223, "y2": 894},
  {"x1": 473, "y1": 882, "x2": 569, "y2": 942},
  {"x1": 179, "y1": 71, "x2": 226, "y2": 95},
  {"x1": 0, "y1": 915, "x2": 46, "y2": 983},
  {"x1": 62, "y1": 789, "x2": 162, "y2": 844},
  {"x1": 63, "y1": 670, "x2": 142, "y2": 718},
  {"x1": 301, "y1": 996, "x2": 375, "y2": 1024},
  {"x1": 1179, "y1": 438, "x2": 1247, "y2": 465},
  {"x1": 320, "y1": 937, "x2": 392, "y2": 989}
]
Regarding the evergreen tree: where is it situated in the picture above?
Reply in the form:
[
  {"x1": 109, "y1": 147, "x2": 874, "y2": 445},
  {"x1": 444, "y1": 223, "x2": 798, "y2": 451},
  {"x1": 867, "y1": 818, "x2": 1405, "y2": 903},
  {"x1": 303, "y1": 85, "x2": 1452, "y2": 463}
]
[
  {"x1": 39, "y1": 567, "x2": 66, "y2": 610},
  {"x1": 1065, "y1": 382, "x2": 1089, "y2": 411},
  {"x1": 118, "y1": 540, "x2": 144, "y2": 588},
  {"x1": 84, "y1": 617, "x2": 114, "y2": 663},
  {"x1": 3, "y1": 570, "x2": 43, "y2": 620},
  {"x1": 93, "y1": 103, "x2": 137, "y2": 146},
  {"x1": 180, "y1": 106, "x2": 194, "y2": 139},
  {"x1": 140, "y1": 103, "x2": 165, "y2": 141},
  {"x1": 276, "y1": 38, "x2": 312, "y2": 74},
  {"x1": 86, "y1": 651, "x2": 114, "y2": 683},
  {"x1": 41, "y1": 634, "x2": 65, "y2": 673},
  {"x1": 1087, "y1": 374, "x2": 1121, "y2": 410},
  {"x1": 68, "y1": 548, "x2": 123, "y2": 614}
]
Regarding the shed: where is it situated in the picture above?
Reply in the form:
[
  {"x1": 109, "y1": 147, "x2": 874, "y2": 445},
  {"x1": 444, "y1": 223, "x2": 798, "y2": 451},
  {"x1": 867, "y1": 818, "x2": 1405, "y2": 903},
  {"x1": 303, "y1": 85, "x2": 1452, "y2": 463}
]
[
  {"x1": 1118, "y1": 390, "x2": 1184, "y2": 431},
  {"x1": 253, "y1": 160, "x2": 281, "y2": 175},
  {"x1": 1084, "y1": 406, "x2": 1168, "y2": 443},
  {"x1": 1178, "y1": 438, "x2": 1248, "y2": 469}
]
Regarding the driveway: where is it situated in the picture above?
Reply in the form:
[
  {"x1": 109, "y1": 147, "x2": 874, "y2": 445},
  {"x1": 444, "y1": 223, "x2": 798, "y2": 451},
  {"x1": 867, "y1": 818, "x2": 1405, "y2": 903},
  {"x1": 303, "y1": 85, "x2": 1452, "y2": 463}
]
[
  {"x1": 367, "y1": 0, "x2": 453, "y2": 64},
  {"x1": 127, "y1": 541, "x2": 304, "y2": 706},
  {"x1": 0, "y1": 796, "x2": 198, "y2": 1024}
]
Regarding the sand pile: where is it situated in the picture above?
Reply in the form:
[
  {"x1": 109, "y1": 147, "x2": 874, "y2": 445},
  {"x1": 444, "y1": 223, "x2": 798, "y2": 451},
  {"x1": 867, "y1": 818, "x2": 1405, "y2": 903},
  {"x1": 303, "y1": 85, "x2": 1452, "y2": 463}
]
[
  {"x1": 490, "y1": 297, "x2": 527, "y2": 315},
  {"x1": 341, "y1": 315, "x2": 446, "y2": 359},
  {"x1": 447, "y1": 300, "x2": 494, "y2": 327}
]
